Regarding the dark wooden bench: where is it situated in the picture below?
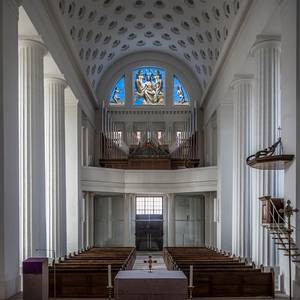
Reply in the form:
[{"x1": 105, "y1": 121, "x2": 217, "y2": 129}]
[
  {"x1": 164, "y1": 247, "x2": 274, "y2": 298},
  {"x1": 49, "y1": 247, "x2": 136, "y2": 298}
]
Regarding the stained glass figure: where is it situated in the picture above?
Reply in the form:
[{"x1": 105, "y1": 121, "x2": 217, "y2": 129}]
[
  {"x1": 109, "y1": 76, "x2": 125, "y2": 105},
  {"x1": 173, "y1": 75, "x2": 189, "y2": 105},
  {"x1": 133, "y1": 67, "x2": 165, "y2": 105}
]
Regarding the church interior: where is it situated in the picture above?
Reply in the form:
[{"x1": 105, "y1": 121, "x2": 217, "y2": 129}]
[{"x1": 0, "y1": 0, "x2": 300, "y2": 299}]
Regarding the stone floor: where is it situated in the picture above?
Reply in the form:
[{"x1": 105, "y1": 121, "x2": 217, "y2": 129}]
[
  {"x1": 133, "y1": 251, "x2": 167, "y2": 270},
  {"x1": 8, "y1": 251, "x2": 289, "y2": 300}
]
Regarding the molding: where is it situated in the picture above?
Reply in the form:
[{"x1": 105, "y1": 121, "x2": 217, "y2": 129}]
[
  {"x1": 81, "y1": 166, "x2": 218, "y2": 194},
  {"x1": 109, "y1": 109, "x2": 191, "y2": 115}
]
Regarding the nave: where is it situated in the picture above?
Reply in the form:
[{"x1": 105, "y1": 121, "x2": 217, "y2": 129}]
[{"x1": 11, "y1": 247, "x2": 288, "y2": 300}]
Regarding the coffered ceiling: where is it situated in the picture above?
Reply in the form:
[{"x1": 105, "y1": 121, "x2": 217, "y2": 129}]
[{"x1": 52, "y1": 0, "x2": 247, "y2": 95}]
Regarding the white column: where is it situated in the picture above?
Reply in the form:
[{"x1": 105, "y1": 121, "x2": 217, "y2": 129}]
[
  {"x1": 0, "y1": 1, "x2": 20, "y2": 298},
  {"x1": 231, "y1": 75, "x2": 254, "y2": 258},
  {"x1": 65, "y1": 87, "x2": 80, "y2": 253},
  {"x1": 123, "y1": 194, "x2": 130, "y2": 246},
  {"x1": 251, "y1": 35, "x2": 282, "y2": 266},
  {"x1": 217, "y1": 103, "x2": 234, "y2": 251},
  {"x1": 107, "y1": 197, "x2": 112, "y2": 242},
  {"x1": 19, "y1": 38, "x2": 47, "y2": 261},
  {"x1": 167, "y1": 194, "x2": 176, "y2": 246},
  {"x1": 44, "y1": 75, "x2": 67, "y2": 257}
]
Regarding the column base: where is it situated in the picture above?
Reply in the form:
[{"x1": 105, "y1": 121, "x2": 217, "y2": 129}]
[{"x1": 0, "y1": 275, "x2": 21, "y2": 299}]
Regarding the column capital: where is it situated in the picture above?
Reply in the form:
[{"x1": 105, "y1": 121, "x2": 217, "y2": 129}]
[
  {"x1": 19, "y1": 36, "x2": 48, "y2": 55},
  {"x1": 44, "y1": 74, "x2": 67, "y2": 88},
  {"x1": 89, "y1": 192, "x2": 96, "y2": 198},
  {"x1": 250, "y1": 35, "x2": 281, "y2": 56},
  {"x1": 230, "y1": 74, "x2": 254, "y2": 89}
]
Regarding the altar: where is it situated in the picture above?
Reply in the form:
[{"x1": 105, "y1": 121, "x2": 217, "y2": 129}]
[{"x1": 114, "y1": 270, "x2": 187, "y2": 300}]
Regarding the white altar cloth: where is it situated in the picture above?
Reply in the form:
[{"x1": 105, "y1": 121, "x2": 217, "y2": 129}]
[{"x1": 114, "y1": 270, "x2": 187, "y2": 300}]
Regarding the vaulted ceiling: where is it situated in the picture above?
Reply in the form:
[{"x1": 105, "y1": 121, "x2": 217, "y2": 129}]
[{"x1": 53, "y1": 0, "x2": 246, "y2": 94}]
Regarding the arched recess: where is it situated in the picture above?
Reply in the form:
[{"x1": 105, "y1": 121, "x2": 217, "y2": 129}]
[{"x1": 96, "y1": 51, "x2": 202, "y2": 109}]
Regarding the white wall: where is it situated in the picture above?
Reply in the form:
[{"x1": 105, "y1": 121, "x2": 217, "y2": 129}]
[
  {"x1": 94, "y1": 195, "x2": 125, "y2": 246},
  {"x1": 174, "y1": 195, "x2": 205, "y2": 247}
]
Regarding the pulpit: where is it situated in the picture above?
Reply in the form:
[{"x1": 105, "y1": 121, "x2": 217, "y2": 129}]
[
  {"x1": 23, "y1": 257, "x2": 48, "y2": 300},
  {"x1": 259, "y1": 196, "x2": 284, "y2": 224},
  {"x1": 114, "y1": 270, "x2": 187, "y2": 300}
]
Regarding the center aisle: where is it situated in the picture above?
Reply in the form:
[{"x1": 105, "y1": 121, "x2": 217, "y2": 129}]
[{"x1": 133, "y1": 251, "x2": 167, "y2": 270}]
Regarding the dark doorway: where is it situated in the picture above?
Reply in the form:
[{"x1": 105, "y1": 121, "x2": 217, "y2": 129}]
[
  {"x1": 136, "y1": 214, "x2": 163, "y2": 251},
  {"x1": 135, "y1": 196, "x2": 163, "y2": 251}
]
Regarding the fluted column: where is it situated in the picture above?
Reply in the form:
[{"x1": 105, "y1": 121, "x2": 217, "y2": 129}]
[
  {"x1": 167, "y1": 194, "x2": 176, "y2": 246},
  {"x1": 44, "y1": 75, "x2": 67, "y2": 257},
  {"x1": 231, "y1": 75, "x2": 254, "y2": 258},
  {"x1": 0, "y1": 1, "x2": 20, "y2": 298},
  {"x1": 19, "y1": 38, "x2": 47, "y2": 261},
  {"x1": 251, "y1": 35, "x2": 282, "y2": 266}
]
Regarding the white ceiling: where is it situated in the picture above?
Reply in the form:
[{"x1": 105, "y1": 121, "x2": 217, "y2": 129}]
[{"x1": 52, "y1": 0, "x2": 244, "y2": 94}]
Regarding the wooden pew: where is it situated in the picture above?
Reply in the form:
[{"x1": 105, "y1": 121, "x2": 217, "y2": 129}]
[
  {"x1": 164, "y1": 247, "x2": 274, "y2": 298},
  {"x1": 49, "y1": 247, "x2": 136, "y2": 298}
]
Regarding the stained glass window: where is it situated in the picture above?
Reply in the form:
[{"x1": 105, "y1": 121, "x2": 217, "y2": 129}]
[
  {"x1": 173, "y1": 75, "x2": 189, "y2": 105},
  {"x1": 133, "y1": 67, "x2": 165, "y2": 106},
  {"x1": 109, "y1": 76, "x2": 125, "y2": 105}
]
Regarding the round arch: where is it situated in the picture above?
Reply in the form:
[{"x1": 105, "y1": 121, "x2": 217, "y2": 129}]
[{"x1": 96, "y1": 51, "x2": 202, "y2": 109}]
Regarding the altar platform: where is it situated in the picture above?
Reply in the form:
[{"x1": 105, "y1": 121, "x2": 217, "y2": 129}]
[{"x1": 114, "y1": 270, "x2": 187, "y2": 300}]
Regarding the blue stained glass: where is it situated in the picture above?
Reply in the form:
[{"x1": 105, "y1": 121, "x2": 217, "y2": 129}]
[
  {"x1": 133, "y1": 67, "x2": 165, "y2": 106},
  {"x1": 109, "y1": 76, "x2": 125, "y2": 105},
  {"x1": 173, "y1": 75, "x2": 189, "y2": 105}
]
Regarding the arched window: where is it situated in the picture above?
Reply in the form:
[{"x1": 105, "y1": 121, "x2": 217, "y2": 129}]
[
  {"x1": 109, "y1": 76, "x2": 125, "y2": 105},
  {"x1": 133, "y1": 67, "x2": 165, "y2": 106},
  {"x1": 173, "y1": 75, "x2": 190, "y2": 105}
]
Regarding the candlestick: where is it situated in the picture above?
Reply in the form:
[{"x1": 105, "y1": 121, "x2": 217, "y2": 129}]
[{"x1": 108, "y1": 264, "x2": 112, "y2": 287}]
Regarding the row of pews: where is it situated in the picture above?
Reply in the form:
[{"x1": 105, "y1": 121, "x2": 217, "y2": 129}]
[
  {"x1": 164, "y1": 247, "x2": 275, "y2": 298},
  {"x1": 49, "y1": 247, "x2": 136, "y2": 298}
]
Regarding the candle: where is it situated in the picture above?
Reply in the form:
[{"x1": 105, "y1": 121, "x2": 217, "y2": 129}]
[
  {"x1": 108, "y1": 264, "x2": 112, "y2": 287},
  {"x1": 189, "y1": 265, "x2": 193, "y2": 287}
]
